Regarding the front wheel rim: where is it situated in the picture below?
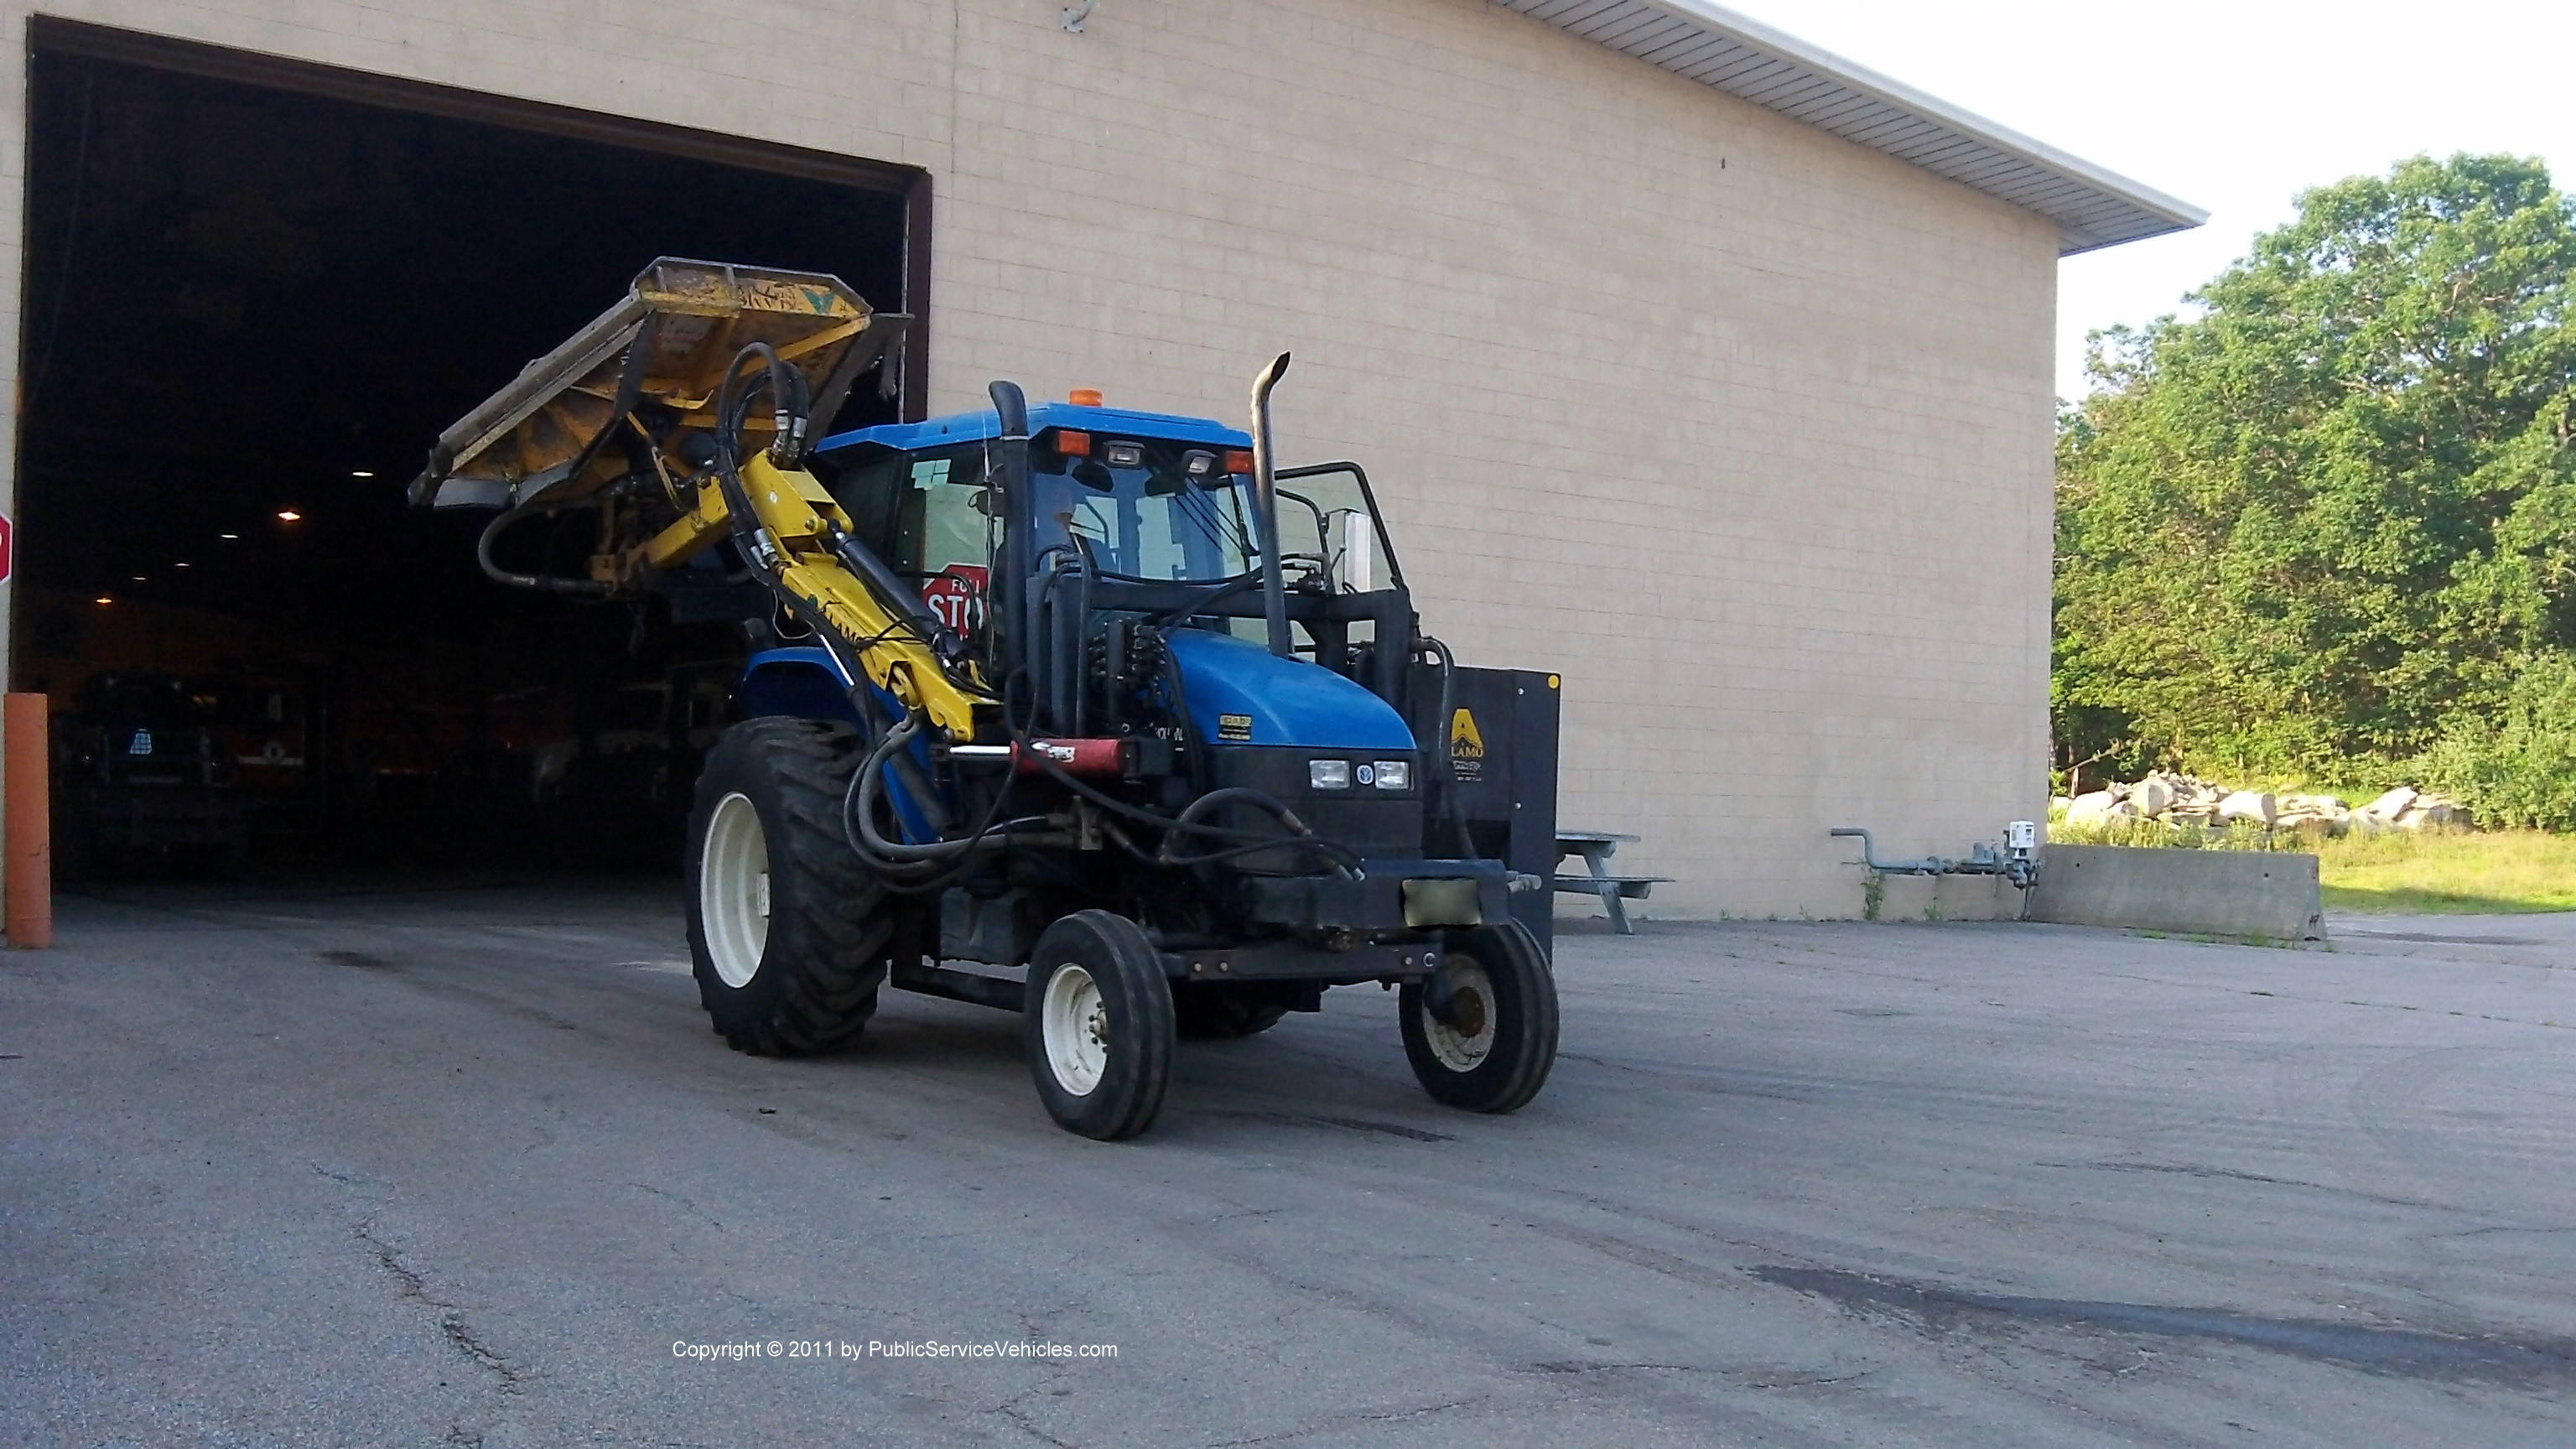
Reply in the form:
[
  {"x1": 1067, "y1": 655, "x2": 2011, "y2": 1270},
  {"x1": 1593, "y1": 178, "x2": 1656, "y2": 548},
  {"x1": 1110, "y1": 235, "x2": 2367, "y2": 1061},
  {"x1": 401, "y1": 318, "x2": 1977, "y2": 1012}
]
[
  {"x1": 1423, "y1": 957, "x2": 1498, "y2": 1072},
  {"x1": 1042, "y1": 964, "x2": 1110, "y2": 1095},
  {"x1": 699, "y1": 792, "x2": 770, "y2": 989}
]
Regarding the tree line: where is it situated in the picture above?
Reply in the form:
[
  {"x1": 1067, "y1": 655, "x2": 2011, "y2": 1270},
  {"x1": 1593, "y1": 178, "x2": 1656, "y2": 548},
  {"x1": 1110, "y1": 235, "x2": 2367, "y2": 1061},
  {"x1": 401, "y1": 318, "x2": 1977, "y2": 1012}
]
[{"x1": 2054, "y1": 153, "x2": 2576, "y2": 828}]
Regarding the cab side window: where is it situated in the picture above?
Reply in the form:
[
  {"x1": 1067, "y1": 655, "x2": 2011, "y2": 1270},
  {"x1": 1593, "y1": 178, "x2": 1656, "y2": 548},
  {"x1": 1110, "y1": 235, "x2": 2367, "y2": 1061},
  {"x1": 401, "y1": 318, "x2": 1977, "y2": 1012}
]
[{"x1": 903, "y1": 454, "x2": 991, "y2": 576}]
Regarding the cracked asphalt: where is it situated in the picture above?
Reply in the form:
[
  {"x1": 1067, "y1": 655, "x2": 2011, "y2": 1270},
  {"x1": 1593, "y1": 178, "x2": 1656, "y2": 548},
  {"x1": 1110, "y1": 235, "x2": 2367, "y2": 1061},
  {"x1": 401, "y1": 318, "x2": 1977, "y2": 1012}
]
[{"x1": 4, "y1": 880, "x2": 2573, "y2": 1446}]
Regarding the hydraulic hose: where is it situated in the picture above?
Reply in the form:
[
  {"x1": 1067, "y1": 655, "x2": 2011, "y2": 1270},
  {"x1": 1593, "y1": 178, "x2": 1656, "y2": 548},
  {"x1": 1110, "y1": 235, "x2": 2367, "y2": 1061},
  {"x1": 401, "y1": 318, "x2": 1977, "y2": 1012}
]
[
  {"x1": 1156, "y1": 787, "x2": 1323, "y2": 865},
  {"x1": 708, "y1": 345, "x2": 802, "y2": 589},
  {"x1": 709, "y1": 343, "x2": 980, "y2": 701},
  {"x1": 989, "y1": 667, "x2": 1359, "y2": 874},
  {"x1": 1419, "y1": 634, "x2": 1474, "y2": 857},
  {"x1": 841, "y1": 709, "x2": 1064, "y2": 873},
  {"x1": 1141, "y1": 571, "x2": 1264, "y2": 627},
  {"x1": 1152, "y1": 787, "x2": 1358, "y2": 873},
  {"x1": 475, "y1": 498, "x2": 612, "y2": 595},
  {"x1": 958, "y1": 660, "x2": 1349, "y2": 860}
]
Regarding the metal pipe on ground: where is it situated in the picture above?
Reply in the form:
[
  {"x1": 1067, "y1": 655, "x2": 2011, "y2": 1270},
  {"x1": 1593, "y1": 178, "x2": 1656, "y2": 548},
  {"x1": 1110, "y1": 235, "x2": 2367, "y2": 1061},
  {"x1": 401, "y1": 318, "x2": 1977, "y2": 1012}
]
[{"x1": 1831, "y1": 824, "x2": 2038, "y2": 889}]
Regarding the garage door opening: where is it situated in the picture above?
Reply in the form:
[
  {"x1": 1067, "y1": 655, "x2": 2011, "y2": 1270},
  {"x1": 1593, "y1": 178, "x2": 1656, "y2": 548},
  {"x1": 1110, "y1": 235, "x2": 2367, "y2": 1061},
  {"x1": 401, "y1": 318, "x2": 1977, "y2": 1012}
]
[{"x1": 14, "y1": 27, "x2": 922, "y2": 880}]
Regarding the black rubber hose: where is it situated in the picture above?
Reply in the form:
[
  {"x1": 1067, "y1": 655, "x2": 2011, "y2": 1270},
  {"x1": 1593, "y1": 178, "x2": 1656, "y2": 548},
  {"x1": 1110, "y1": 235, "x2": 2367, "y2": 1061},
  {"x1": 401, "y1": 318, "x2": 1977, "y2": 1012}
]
[
  {"x1": 714, "y1": 340, "x2": 809, "y2": 468},
  {"x1": 1161, "y1": 787, "x2": 1317, "y2": 854},
  {"x1": 842, "y1": 709, "x2": 1057, "y2": 868},
  {"x1": 707, "y1": 352, "x2": 792, "y2": 586},
  {"x1": 992, "y1": 667, "x2": 1353, "y2": 866},
  {"x1": 1153, "y1": 787, "x2": 1353, "y2": 872},
  {"x1": 1150, "y1": 630, "x2": 1210, "y2": 796},
  {"x1": 475, "y1": 500, "x2": 612, "y2": 595},
  {"x1": 847, "y1": 712, "x2": 975, "y2": 863},
  {"x1": 1420, "y1": 634, "x2": 1474, "y2": 857},
  {"x1": 717, "y1": 344, "x2": 980, "y2": 698},
  {"x1": 1156, "y1": 834, "x2": 1351, "y2": 870},
  {"x1": 1140, "y1": 571, "x2": 1264, "y2": 627}
]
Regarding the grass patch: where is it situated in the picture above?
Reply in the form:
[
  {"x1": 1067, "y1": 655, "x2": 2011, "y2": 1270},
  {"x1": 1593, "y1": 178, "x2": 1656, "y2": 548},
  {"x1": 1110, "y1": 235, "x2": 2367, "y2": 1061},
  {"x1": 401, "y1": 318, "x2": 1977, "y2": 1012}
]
[
  {"x1": 2049, "y1": 810, "x2": 2576, "y2": 914},
  {"x1": 2311, "y1": 830, "x2": 2576, "y2": 915},
  {"x1": 2049, "y1": 816, "x2": 2291, "y2": 851}
]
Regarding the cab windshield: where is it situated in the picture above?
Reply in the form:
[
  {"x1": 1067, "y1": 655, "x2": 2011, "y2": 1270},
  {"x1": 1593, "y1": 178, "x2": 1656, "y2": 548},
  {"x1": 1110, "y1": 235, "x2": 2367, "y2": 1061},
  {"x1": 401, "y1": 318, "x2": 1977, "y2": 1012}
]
[{"x1": 1031, "y1": 439, "x2": 1259, "y2": 584}]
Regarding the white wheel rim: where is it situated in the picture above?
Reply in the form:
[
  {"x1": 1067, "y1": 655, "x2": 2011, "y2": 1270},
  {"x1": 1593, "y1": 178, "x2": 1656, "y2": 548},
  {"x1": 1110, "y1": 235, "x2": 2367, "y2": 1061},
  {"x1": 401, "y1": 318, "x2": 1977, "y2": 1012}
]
[
  {"x1": 1041, "y1": 964, "x2": 1110, "y2": 1096},
  {"x1": 699, "y1": 792, "x2": 770, "y2": 989},
  {"x1": 1423, "y1": 957, "x2": 1498, "y2": 1072}
]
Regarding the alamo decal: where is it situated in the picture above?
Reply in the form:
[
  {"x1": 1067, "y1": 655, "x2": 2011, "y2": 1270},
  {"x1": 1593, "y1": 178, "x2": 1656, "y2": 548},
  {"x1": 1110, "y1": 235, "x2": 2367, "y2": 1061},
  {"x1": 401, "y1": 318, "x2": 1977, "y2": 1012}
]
[
  {"x1": 1218, "y1": 713, "x2": 1255, "y2": 742},
  {"x1": 1448, "y1": 707, "x2": 1485, "y2": 783}
]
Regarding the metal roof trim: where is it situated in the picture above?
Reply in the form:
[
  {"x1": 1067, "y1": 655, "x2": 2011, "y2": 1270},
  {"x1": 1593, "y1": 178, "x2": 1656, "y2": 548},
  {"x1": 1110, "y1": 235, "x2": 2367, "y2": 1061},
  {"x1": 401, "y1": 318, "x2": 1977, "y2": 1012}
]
[{"x1": 1495, "y1": 0, "x2": 2205, "y2": 253}]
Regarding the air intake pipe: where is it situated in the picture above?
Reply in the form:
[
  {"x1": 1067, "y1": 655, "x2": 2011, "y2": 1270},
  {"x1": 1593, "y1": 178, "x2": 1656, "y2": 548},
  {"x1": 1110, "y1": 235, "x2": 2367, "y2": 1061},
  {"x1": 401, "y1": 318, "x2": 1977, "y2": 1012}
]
[{"x1": 989, "y1": 380, "x2": 1037, "y2": 709}]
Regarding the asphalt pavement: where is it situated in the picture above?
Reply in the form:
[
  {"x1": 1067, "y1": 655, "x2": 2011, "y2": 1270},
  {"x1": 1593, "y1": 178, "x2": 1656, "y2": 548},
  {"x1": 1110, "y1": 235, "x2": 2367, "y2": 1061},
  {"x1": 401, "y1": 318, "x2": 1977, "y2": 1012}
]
[{"x1": 4, "y1": 878, "x2": 2572, "y2": 1446}]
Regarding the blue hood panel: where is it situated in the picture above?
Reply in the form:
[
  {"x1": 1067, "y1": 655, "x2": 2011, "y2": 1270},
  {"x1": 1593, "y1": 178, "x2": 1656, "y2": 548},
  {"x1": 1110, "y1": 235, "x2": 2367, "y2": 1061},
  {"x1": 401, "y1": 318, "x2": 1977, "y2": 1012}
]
[{"x1": 1163, "y1": 630, "x2": 1416, "y2": 750}]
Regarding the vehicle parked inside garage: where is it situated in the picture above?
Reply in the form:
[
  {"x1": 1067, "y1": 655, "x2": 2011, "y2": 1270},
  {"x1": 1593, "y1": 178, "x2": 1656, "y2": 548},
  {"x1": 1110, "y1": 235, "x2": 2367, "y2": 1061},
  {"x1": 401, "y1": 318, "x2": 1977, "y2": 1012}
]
[{"x1": 51, "y1": 669, "x2": 251, "y2": 878}]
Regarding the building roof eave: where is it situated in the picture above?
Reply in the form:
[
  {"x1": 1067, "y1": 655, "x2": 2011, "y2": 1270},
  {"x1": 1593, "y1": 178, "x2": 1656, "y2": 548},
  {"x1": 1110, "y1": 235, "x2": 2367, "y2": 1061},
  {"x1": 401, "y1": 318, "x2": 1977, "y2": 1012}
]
[{"x1": 1494, "y1": 0, "x2": 2205, "y2": 254}]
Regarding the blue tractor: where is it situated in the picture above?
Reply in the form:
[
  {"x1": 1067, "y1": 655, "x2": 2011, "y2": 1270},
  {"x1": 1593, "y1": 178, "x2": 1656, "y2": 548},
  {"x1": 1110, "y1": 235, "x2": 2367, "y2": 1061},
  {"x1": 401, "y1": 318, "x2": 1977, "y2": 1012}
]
[{"x1": 413, "y1": 260, "x2": 1561, "y2": 1138}]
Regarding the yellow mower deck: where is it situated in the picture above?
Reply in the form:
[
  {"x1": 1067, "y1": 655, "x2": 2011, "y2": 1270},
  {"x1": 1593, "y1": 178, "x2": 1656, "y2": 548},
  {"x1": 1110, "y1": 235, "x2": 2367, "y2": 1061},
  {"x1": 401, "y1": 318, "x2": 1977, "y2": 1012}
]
[{"x1": 407, "y1": 257, "x2": 909, "y2": 515}]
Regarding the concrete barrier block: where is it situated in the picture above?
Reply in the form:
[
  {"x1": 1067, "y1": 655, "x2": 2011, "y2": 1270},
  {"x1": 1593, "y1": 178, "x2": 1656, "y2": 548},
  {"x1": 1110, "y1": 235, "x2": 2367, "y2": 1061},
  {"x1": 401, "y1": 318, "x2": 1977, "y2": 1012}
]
[{"x1": 2028, "y1": 845, "x2": 2324, "y2": 942}]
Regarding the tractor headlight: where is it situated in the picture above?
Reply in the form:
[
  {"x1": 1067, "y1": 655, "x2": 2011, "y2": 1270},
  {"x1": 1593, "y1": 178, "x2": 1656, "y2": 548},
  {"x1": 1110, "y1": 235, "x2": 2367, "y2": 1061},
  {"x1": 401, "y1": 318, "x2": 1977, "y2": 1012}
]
[
  {"x1": 1308, "y1": 759, "x2": 1351, "y2": 790},
  {"x1": 1372, "y1": 760, "x2": 1410, "y2": 791}
]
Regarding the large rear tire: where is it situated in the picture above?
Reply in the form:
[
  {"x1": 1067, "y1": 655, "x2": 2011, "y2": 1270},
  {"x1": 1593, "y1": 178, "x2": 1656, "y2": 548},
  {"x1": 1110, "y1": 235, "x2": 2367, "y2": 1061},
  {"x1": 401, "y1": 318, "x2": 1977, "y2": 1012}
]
[
  {"x1": 1400, "y1": 922, "x2": 1558, "y2": 1114},
  {"x1": 684, "y1": 718, "x2": 888, "y2": 1056},
  {"x1": 1023, "y1": 911, "x2": 1176, "y2": 1140}
]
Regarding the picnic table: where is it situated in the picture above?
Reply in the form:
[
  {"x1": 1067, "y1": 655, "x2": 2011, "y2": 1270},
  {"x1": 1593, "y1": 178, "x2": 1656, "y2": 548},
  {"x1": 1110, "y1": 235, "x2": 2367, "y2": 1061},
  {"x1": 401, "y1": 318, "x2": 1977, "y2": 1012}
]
[{"x1": 1554, "y1": 830, "x2": 1672, "y2": 935}]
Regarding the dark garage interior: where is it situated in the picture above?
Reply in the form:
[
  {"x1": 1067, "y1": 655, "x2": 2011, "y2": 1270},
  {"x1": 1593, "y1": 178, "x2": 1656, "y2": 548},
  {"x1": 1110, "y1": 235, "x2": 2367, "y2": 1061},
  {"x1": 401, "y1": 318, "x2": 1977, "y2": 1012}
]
[{"x1": 12, "y1": 28, "x2": 918, "y2": 875}]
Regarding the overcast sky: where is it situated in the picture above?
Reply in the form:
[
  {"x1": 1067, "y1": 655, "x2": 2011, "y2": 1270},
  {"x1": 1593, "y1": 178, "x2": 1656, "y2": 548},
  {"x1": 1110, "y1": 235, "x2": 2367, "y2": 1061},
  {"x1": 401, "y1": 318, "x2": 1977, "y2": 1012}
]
[{"x1": 1716, "y1": 0, "x2": 2576, "y2": 397}]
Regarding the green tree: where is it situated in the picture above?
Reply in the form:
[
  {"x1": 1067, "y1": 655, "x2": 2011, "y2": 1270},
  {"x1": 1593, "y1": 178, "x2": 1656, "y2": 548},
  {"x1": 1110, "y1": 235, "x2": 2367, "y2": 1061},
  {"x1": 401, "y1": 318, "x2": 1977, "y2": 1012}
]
[
  {"x1": 2413, "y1": 655, "x2": 2576, "y2": 830},
  {"x1": 2055, "y1": 153, "x2": 2576, "y2": 791}
]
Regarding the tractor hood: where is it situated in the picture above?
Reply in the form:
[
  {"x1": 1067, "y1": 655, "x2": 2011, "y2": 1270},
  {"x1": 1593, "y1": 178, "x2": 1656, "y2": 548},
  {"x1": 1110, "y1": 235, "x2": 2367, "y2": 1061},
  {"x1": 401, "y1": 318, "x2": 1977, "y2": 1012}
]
[{"x1": 1162, "y1": 630, "x2": 1415, "y2": 750}]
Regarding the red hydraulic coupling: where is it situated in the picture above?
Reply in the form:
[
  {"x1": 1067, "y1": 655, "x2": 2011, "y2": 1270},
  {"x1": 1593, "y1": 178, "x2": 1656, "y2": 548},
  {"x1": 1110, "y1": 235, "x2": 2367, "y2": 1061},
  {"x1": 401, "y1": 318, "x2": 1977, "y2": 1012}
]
[{"x1": 1015, "y1": 738, "x2": 1128, "y2": 776}]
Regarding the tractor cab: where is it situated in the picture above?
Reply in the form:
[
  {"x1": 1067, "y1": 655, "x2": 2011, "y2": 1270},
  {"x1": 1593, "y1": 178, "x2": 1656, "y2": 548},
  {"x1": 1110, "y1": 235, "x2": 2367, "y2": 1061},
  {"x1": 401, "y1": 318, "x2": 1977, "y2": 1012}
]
[
  {"x1": 816, "y1": 402, "x2": 1412, "y2": 726},
  {"x1": 810, "y1": 400, "x2": 1443, "y2": 867}
]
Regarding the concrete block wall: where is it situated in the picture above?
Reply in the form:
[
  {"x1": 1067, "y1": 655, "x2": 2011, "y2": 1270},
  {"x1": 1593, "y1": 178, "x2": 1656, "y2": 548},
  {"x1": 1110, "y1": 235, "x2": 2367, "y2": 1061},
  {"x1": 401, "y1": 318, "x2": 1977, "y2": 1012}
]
[{"x1": 0, "y1": 0, "x2": 2059, "y2": 918}]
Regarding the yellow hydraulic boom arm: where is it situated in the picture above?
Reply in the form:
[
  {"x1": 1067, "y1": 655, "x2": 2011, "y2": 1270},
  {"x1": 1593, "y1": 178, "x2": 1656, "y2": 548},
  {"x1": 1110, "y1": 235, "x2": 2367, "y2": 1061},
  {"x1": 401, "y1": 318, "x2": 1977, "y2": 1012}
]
[
  {"x1": 639, "y1": 452, "x2": 982, "y2": 738},
  {"x1": 408, "y1": 258, "x2": 987, "y2": 740}
]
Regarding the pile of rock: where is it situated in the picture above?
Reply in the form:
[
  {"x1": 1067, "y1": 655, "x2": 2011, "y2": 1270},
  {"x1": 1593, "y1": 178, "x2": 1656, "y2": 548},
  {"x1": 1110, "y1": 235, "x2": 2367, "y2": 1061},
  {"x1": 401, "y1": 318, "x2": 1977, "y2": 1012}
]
[{"x1": 2054, "y1": 773, "x2": 2464, "y2": 834}]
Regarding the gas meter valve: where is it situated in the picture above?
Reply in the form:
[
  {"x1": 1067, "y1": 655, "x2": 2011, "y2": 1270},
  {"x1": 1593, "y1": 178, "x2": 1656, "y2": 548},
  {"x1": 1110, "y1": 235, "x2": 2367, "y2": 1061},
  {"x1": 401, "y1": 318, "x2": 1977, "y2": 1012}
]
[{"x1": 2003, "y1": 819, "x2": 2038, "y2": 888}]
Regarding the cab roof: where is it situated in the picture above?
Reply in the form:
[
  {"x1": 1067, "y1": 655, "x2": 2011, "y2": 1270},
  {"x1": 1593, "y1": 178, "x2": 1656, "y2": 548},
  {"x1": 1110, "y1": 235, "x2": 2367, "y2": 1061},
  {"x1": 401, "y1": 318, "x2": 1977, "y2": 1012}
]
[{"x1": 817, "y1": 402, "x2": 1253, "y2": 455}]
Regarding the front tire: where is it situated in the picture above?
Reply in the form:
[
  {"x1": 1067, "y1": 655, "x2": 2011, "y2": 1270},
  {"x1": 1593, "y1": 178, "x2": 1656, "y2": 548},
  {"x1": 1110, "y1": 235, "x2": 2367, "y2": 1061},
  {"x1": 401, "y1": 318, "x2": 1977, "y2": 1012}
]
[
  {"x1": 1400, "y1": 922, "x2": 1558, "y2": 1113},
  {"x1": 684, "y1": 718, "x2": 889, "y2": 1056},
  {"x1": 1023, "y1": 911, "x2": 1176, "y2": 1140}
]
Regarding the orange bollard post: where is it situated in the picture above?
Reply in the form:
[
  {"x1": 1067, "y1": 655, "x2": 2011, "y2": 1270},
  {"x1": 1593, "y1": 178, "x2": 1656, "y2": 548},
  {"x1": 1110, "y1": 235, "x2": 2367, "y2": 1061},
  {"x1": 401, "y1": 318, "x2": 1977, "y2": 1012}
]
[{"x1": 5, "y1": 692, "x2": 53, "y2": 948}]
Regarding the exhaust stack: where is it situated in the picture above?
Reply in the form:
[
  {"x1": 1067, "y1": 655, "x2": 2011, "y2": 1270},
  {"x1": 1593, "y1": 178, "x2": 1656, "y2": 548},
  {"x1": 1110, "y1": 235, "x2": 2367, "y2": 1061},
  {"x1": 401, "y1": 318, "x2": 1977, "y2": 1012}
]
[{"x1": 1248, "y1": 352, "x2": 1294, "y2": 659}]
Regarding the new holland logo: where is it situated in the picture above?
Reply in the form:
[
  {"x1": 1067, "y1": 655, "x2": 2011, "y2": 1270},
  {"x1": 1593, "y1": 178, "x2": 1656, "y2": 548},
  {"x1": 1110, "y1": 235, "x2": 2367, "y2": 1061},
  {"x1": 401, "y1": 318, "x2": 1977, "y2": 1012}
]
[
  {"x1": 1218, "y1": 713, "x2": 1254, "y2": 742},
  {"x1": 1448, "y1": 708, "x2": 1484, "y2": 782}
]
